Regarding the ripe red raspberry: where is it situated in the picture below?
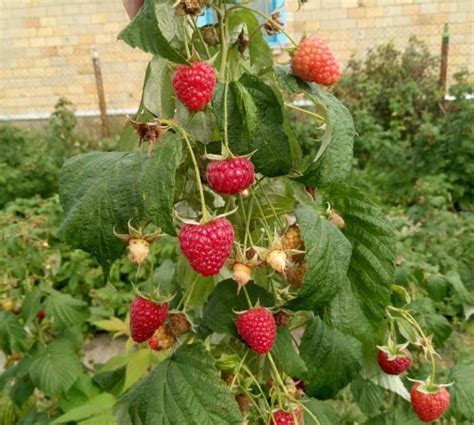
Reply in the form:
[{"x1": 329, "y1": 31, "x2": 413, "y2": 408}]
[
  {"x1": 291, "y1": 35, "x2": 341, "y2": 86},
  {"x1": 179, "y1": 218, "x2": 234, "y2": 276},
  {"x1": 172, "y1": 62, "x2": 216, "y2": 111},
  {"x1": 411, "y1": 383, "x2": 450, "y2": 422},
  {"x1": 206, "y1": 157, "x2": 255, "y2": 195},
  {"x1": 236, "y1": 307, "x2": 276, "y2": 354},
  {"x1": 377, "y1": 349, "x2": 412, "y2": 375},
  {"x1": 130, "y1": 297, "x2": 168, "y2": 343},
  {"x1": 271, "y1": 409, "x2": 302, "y2": 425}
]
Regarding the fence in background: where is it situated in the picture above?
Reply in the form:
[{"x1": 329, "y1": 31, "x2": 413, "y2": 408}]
[{"x1": 0, "y1": 0, "x2": 472, "y2": 125}]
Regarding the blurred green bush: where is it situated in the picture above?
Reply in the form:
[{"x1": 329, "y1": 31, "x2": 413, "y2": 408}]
[{"x1": 331, "y1": 37, "x2": 474, "y2": 209}]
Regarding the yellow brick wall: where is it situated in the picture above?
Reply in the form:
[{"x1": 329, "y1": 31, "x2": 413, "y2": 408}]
[
  {"x1": 286, "y1": 0, "x2": 473, "y2": 78},
  {"x1": 0, "y1": 0, "x2": 472, "y2": 118}
]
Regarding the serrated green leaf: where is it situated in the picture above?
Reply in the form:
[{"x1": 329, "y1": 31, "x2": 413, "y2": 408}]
[
  {"x1": 59, "y1": 151, "x2": 147, "y2": 271},
  {"x1": 213, "y1": 77, "x2": 292, "y2": 177},
  {"x1": 142, "y1": 56, "x2": 176, "y2": 119},
  {"x1": 303, "y1": 399, "x2": 339, "y2": 425},
  {"x1": 351, "y1": 375, "x2": 385, "y2": 416},
  {"x1": 52, "y1": 393, "x2": 116, "y2": 424},
  {"x1": 0, "y1": 311, "x2": 27, "y2": 355},
  {"x1": 124, "y1": 349, "x2": 151, "y2": 391},
  {"x1": 325, "y1": 184, "x2": 396, "y2": 324},
  {"x1": 324, "y1": 277, "x2": 375, "y2": 344},
  {"x1": 365, "y1": 408, "x2": 423, "y2": 425},
  {"x1": 297, "y1": 92, "x2": 355, "y2": 187},
  {"x1": 274, "y1": 65, "x2": 311, "y2": 94},
  {"x1": 44, "y1": 288, "x2": 89, "y2": 328},
  {"x1": 199, "y1": 280, "x2": 275, "y2": 337},
  {"x1": 286, "y1": 204, "x2": 352, "y2": 312},
  {"x1": 139, "y1": 133, "x2": 183, "y2": 236},
  {"x1": 448, "y1": 363, "x2": 474, "y2": 421},
  {"x1": 118, "y1": 0, "x2": 187, "y2": 64},
  {"x1": 114, "y1": 343, "x2": 242, "y2": 424},
  {"x1": 30, "y1": 339, "x2": 82, "y2": 396},
  {"x1": 300, "y1": 317, "x2": 362, "y2": 399},
  {"x1": 271, "y1": 327, "x2": 307, "y2": 378}
]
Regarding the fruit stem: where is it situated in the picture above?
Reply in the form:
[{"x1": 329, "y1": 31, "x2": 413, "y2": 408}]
[
  {"x1": 284, "y1": 102, "x2": 325, "y2": 122},
  {"x1": 216, "y1": 3, "x2": 229, "y2": 81},
  {"x1": 223, "y1": 82, "x2": 230, "y2": 151},
  {"x1": 250, "y1": 189, "x2": 273, "y2": 241},
  {"x1": 182, "y1": 19, "x2": 192, "y2": 59},
  {"x1": 228, "y1": 4, "x2": 298, "y2": 47},
  {"x1": 242, "y1": 363, "x2": 272, "y2": 411},
  {"x1": 389, "y1": 306, "x2": 437, "y2": 384},
  {"x1": 240, "y1": 194, "x2": 255, "y2": 251},
  {"x1": 242, "y1": 285, "x2": 253, "y2": 307},
  {"x1": 161, "y1": 120, "x2": 210, "y2": 222},
  {"x1": 230, "y1": 350, "x2": 249, "y2": 390},
  {"x1": 188, "y1": 16, "x2": 211, "y2": 59},
  {"x1": 255, "y1": 178, "x2": 283, "y2": 228}
]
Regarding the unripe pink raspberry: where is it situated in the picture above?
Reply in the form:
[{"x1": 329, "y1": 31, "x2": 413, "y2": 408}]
[{"x1": 291, "y1": 35, "x2": 341, "y2": 86}]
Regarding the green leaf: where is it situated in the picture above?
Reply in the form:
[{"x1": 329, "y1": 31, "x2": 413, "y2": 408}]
[
  {"x1": 445, "y1": 270, "x2": 474, "y2": 305},
  {"x1": 176, "y1": 254, "x2": 216, "y2": 309},
  {"x1": 227, "y1": 10, "x2": 273, "y2": 70},
  {"x1": 118, "y1": 0, "x2": 187, "y2": 63},
  {"x1": 214, "y1": 77, "x2": 292, "y2": 177},
  {"x1": 351, "y1": 375, "x2": 385, "y2": 416},
  {"x1": 300, "y1": 317, "x2": 362, "y2": 399},
  {"x1": 142, "y1": 56, "x2": 176, "y2": 119},
  {"x1": 271, "y1": 327, "x2": 307, "y2": 378},
  {"x1": 448, "y1": 363, "x2": 474, "y2": 421},
  {"x1": 176, "y1": 103, "x2": 218, "y2": 144},
  {"x1": 297, "y1": 92, "x2": 355, "y2": 187},
  {"x1": 139, "y1": 133, "x2": 183, "y2": 236},
  {"x1": 0, "y1": 311, "x2": 27, "y2": 355},
  {"x1": 114, "y1": 343, "x2": 242, "y2": 424},
  {"x1": 286, "y1": 204, "x2": 352, "y2": 312},
  {"x1": 124, "y1": 349, "x2": 151, "y2": 391},
  {"x1": 51, "y1": 393, "x2": 116, "y2": 424},
  {"x1": 302, "y1": 398, "x2": 339, "y2": 425},
  {"x1": 44, "y1": 288, "x2": 90, "y2": 328},
  {"x1": 274, "y1": 65, "x2": 311, "y2": 94},
  {"x1": 199, "y1": 280, "x2": 275, "y2": 337},
  {"x1": 30, "y1": 339, "x2": 82, "y2": 396},
  {"x1": 323, "y1": 277, "x2": 375, "y2": 344},
  {"x1": 416, "y1": 311, "x2": 452, "y2": 346},
  {"x1": 59, "y1": 151, "x2": 147, "y2": 271},
  {"x1": 325, "y1": 184, "x2": 397, "y2": 324}
]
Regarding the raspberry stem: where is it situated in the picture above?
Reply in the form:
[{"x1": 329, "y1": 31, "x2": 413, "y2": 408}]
[
  {"x1": 284, "y1": 102, "x2": 326, "y2": 123},
  {"x1": 388, "y1": 306, "x2": 437, "y2": 384},
  {"x1": 188, "y1": 16, "x2": 211, "y2": 59},
  {"x1": 255, "y1": 178, "x2": 283, "y2": 228},
  {"x1": 161, "y1": 120, "x2": 210, "y2": 222}
]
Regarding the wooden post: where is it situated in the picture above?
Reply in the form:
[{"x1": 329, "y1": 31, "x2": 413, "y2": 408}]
[
  {"x1": 91, "y1": 47, "x2": 110, "y2": 137},
  {"x1": 439, "y1": 23, "x2": 449, "y2": 94}
]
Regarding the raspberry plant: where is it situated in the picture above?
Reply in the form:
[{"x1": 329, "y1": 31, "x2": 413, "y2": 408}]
[{"x1": 53, "y1": 1, "x2": 454, "y2": 423}]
